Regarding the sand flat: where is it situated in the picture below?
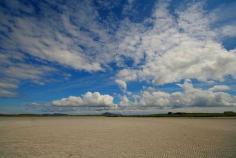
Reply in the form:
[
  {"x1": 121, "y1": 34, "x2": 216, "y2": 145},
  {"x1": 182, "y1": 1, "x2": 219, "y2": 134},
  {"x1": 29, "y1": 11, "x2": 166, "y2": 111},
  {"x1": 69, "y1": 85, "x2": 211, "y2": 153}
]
[{"x1": 0, "y1": 117, "x2": 236, "y2": 158}]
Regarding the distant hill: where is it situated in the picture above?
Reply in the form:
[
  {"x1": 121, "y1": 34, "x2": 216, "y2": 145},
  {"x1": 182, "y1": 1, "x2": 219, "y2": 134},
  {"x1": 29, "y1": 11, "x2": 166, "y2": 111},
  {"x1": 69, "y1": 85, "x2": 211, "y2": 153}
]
[
  {"x1": 102, "y1": 112, "x2": 123, "y2": 117},
  {"x1": 0, "y1": 113, "x2": 69, "y2": 117},
  {"x1": 0, "y1": 111, "x2": 235, "y2": 117}
]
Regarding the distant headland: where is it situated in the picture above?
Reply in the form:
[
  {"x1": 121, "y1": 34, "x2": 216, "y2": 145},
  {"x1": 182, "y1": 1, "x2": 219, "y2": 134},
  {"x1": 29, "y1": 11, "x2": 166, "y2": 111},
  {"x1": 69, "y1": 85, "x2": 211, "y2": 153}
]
[{"x1": 0, "y1": 111, "x2": 236, "y2": 117}]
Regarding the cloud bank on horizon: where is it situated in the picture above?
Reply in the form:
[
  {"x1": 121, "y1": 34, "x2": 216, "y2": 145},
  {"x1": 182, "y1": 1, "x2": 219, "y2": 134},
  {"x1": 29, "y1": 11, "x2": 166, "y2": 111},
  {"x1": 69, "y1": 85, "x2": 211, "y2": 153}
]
[{"x1": 0, "y1": 0, "x2": 236, "y2": 113}]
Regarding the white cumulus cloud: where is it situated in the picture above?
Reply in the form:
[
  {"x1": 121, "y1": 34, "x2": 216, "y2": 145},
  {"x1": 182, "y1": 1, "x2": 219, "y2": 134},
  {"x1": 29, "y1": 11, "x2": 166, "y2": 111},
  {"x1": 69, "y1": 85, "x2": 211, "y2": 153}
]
[
  {"x1": 209, "y1": 85, "x2": 230, "y2": 92},
  {"x1": 52, "y1": 92, "x2": 116, "y2": 108},
  {"x1": 121, "y1": 80, "x2": 236, "y2": 107}
]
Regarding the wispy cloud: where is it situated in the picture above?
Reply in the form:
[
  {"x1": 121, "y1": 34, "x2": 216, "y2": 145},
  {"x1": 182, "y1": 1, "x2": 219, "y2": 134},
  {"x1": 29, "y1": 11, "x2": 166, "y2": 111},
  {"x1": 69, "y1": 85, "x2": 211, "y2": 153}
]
[{"x1": 0, "y1": 52, "x2": 55, "y2": 97}]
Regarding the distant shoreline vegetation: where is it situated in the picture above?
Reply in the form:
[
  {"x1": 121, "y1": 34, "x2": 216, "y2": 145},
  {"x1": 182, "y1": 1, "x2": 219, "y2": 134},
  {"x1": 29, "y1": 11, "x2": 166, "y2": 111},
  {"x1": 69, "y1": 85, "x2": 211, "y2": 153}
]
[{"x1": 0, "y1": 111, "x2": 236, "y2": 117}]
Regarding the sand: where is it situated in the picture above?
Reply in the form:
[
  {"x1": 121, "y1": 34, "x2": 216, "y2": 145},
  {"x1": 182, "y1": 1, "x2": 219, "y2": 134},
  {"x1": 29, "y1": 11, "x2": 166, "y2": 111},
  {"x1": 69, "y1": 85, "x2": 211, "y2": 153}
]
[{"x1": 0, "y1": 117, "x2": 235, "y2": 158}]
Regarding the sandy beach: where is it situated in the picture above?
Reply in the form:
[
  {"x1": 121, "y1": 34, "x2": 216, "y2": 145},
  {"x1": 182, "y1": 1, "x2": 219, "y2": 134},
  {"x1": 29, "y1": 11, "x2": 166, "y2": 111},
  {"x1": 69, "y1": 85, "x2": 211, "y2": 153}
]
[{"x1": 0, "y1": 117, "x2": 236, "y2": 158}]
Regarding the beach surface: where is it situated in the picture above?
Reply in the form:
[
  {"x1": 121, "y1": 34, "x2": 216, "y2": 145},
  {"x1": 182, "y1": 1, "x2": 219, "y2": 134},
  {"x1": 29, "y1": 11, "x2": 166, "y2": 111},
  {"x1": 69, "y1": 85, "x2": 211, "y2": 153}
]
[{"x1": 0, "y1": 117, "x2": 236, "y2": 158}]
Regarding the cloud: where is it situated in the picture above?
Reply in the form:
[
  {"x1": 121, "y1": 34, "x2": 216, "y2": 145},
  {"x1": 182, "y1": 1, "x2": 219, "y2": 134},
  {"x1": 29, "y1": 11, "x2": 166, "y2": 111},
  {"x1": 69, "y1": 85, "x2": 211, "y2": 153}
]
[
  {"x1": 1, "y1": 0, "x2": 236, "y2": 104},
  {"x1": 209, "y1": 1, "x2": 236, "y2": 39},
  {"x1": 0, "y1": 52, "x2": 55, "y2": 97},
  {"x1": 4, "y1": 64, "x2": 54, "y2": 82},
  {"x1": 52, "y1": 92, "x2": 116, "y2": 108},
  {"x1": 2, "y1": 0, "x2": 236, "y2": 82},
  {"x1": 208, "y1": 85, "x2": 230, "y2": 92},
  {"x1": 0, "y1": 79, "x2": 18, "y2": 97},
  {"x1": 217, "y1": 24, "x2": 236, "y2": 38},
  {"x1": 115, "y1": 79, "x2": 127, "y2": 91},
  {"x1": 0, "y1": 89, "x2": 16, "y2": 97},
  {"x1": 122, "y1": 80, "x2": 236, "y2": 108},
  {"x1": 0, "y1": 0, "x2": 129, "y2": 72},
  {"x1": 119, "y1": 95, "x2": 130, "y2": 106},
  {"x1": 0, "y1": 0, "x2": 114, "y2": 96},
  {"x1": 116, "y1": 1, "x2": 236, "y2": 85}
]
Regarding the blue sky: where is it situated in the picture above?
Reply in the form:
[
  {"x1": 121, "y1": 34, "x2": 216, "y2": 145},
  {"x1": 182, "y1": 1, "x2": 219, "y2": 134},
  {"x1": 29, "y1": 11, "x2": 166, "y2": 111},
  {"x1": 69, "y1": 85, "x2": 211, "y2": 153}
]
[{"x1": 0, "y1": 0, "x2": 236, "y2": 114}]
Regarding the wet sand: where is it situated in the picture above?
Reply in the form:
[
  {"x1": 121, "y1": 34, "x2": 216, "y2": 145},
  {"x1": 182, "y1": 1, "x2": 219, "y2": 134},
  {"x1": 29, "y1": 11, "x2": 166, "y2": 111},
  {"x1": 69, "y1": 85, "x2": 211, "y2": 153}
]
[{"x1": 0, "y1": 117, "x2": 236, "y2": 158}]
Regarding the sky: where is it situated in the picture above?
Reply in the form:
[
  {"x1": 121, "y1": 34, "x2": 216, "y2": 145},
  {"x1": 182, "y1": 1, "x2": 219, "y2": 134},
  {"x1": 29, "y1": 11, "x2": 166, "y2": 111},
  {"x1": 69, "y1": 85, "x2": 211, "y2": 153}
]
[{"x1": 0, "y1": 0, "x2": 236, "y2": 114}]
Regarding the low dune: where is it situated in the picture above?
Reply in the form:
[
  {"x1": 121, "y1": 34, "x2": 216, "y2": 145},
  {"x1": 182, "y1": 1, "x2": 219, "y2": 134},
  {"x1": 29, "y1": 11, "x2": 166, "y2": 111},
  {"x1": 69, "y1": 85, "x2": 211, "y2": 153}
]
[{"x1": 0, "y1": 117, "x2": 236, "y2": 158}]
